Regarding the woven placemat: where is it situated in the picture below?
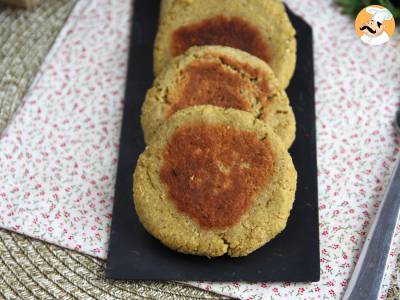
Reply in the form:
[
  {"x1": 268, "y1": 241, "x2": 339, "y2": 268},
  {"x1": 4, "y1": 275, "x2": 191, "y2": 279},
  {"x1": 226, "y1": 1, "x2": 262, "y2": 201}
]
[
  {"x1": 0, "y1": 228, "x2": 225, "y2": 299},
  {"x1": 0, "y1": 0, "x2": 398, "y2": 299}
]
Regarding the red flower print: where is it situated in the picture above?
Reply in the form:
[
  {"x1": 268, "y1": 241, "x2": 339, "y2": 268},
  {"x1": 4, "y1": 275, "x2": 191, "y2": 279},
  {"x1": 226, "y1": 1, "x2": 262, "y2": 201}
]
[{"x1": 325, "y1": 265, "x2": 332, "y2": 271}]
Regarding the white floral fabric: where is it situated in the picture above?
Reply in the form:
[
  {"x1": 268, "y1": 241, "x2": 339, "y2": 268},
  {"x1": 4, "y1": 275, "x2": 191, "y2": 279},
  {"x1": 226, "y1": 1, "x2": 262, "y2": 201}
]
[{"x1": 0, "y1": 0, "x2": 399, "y2": 299}]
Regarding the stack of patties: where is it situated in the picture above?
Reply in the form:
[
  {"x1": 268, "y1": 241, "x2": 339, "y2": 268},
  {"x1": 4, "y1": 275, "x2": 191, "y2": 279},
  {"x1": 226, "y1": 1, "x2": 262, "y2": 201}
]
[{"x1": 133, "y1": 0, "x2": 298, "y2": 257}]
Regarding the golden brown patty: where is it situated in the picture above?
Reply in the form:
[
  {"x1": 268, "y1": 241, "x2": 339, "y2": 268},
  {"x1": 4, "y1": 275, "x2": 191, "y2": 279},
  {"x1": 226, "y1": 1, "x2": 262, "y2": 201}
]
[
  {"x1": 142, "y1": 46, "x2": 296, "y2": 148},
  {"x1": 154, "y1": 0, "x2": 296, "y2": 88},
  {"x1": 134, "y1": 105, "x2": 297, "y2": 257}
]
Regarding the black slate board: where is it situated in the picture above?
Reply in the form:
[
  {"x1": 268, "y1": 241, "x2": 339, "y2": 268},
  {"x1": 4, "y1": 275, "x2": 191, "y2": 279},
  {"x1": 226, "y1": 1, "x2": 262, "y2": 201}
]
[{"x1": 106, "y1": 0, "x2": 320, "y2": 282}]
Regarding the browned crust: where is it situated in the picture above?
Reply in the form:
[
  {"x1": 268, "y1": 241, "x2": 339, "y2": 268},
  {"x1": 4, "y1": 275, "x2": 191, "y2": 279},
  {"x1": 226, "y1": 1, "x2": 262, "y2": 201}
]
[
  {"x1": 160, "y1": 123, "x2": 275, "y2": 229},
  {"x1": 171, "y1": 15, "x2": 272, "y2": 65}
]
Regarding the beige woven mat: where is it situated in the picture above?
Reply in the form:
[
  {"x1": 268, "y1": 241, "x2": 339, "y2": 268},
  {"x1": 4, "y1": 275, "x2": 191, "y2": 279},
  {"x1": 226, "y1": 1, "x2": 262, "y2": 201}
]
[
  {"x1": 0, "y1": 0, "x2": 398, "y2": 299},
  {"x1": 0, "y1": 228, "x2": 224, "y2": 299}
]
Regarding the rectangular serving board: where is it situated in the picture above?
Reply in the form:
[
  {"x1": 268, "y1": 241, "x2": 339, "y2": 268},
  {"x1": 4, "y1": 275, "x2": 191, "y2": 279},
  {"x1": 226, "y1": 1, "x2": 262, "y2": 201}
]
[{"x1": 106, "y1": 0, "x2": 320, "y2": 282}]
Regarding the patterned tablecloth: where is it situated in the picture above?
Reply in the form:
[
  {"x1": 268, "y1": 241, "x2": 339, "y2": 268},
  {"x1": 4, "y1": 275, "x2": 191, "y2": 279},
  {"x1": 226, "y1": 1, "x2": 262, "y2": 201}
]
[{"x1": 0, "y1": 0, "x2": 399, "y2": 299}]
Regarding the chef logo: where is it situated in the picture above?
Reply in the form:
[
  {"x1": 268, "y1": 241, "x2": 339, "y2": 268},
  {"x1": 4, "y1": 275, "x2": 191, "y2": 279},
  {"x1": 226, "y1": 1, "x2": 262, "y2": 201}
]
[{"x1": 355, "y1": 5, "x2": 395, "y2": 46}]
